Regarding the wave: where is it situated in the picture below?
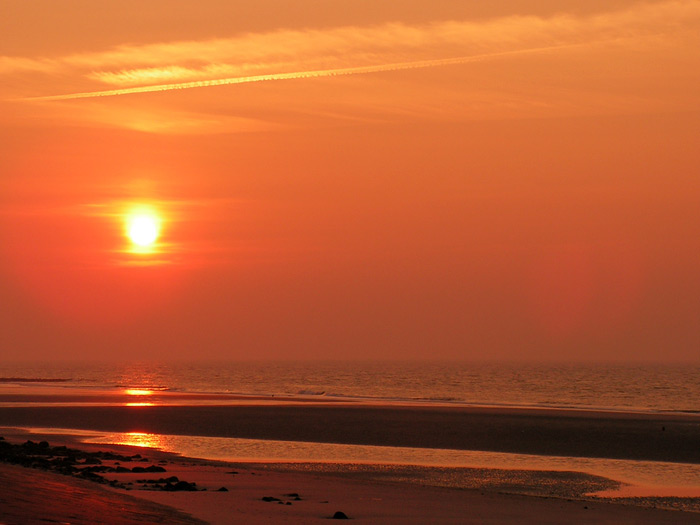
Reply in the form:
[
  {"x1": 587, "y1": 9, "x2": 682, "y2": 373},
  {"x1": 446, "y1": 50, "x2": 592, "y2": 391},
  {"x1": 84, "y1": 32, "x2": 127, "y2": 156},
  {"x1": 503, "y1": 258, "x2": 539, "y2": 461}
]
[
  {"x1": 0, "y1": 377, "x2": 71, "y2": 383},
  {"x1": 296, "y1": 390, "x2": 326, "y2": 396}
]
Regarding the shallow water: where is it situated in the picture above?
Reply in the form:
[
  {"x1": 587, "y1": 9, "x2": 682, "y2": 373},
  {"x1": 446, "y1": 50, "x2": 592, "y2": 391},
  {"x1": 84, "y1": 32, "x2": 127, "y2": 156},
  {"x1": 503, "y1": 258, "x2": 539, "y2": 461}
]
[{"x1": 18, "y1": 426, "x2": 700, "y2": 500}]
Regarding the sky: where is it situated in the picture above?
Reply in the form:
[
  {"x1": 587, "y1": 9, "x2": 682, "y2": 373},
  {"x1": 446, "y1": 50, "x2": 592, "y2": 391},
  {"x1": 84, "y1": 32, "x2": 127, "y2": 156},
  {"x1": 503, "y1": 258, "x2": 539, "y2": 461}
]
[{"x1": 0, "y1": 0, "x2": 698, "y2": 362}]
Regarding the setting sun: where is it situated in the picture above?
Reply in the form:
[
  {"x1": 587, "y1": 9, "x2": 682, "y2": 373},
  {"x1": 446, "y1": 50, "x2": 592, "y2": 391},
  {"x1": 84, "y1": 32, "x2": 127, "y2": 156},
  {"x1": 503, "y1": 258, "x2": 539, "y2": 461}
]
[{"x1": 125, "y1": 209, "x2": 161, "y2": 249}]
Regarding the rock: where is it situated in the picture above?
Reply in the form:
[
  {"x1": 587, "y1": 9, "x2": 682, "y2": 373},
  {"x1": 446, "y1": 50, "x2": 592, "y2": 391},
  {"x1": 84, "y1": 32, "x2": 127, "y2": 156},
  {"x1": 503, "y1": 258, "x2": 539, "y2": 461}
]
[
  {"x1": 144, "y1": 465, "x2": 167, "y2": 473},
  {"x1": 163, "y1": 481, "x2": 198, "y2": 491},
  {"x1": 78, "y1": 471, "x2": 105, "y2": 483},
  {"x1": 79, "y1": 466, "x2": 110, "y2": 473},
  {"x1": 262, "y1": 496, "x2": 281, "y2": 502},
  {"x1": 332, "y1": 511, "x2": 350, "y2": 519},
  {"x1": 217, "y1": 487, "x2": 229, "y2": 492}
]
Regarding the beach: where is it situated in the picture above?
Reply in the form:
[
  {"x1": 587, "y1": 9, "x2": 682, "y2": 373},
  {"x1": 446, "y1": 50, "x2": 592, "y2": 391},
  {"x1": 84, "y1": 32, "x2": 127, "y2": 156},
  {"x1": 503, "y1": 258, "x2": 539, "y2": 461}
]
[
  {"x1": 2, "y1": 400, "x2": 700, "y2": 524},
  {"x1": 2, "y1": 433, "x2": 700, "y2": 525},
  {"x1": 1, "y1": 403, "x2": 699, "y2": 463}
]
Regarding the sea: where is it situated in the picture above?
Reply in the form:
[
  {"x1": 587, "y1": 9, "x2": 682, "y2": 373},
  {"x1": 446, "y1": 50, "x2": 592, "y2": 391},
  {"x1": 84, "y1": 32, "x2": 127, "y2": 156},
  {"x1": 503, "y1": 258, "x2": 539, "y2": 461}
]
[
  {"x1": 1, "y1": 360, "x2": 699, "y2": 413},
  {"x1": 2, "y1": 361, "x2": 700, "y2": 502}
]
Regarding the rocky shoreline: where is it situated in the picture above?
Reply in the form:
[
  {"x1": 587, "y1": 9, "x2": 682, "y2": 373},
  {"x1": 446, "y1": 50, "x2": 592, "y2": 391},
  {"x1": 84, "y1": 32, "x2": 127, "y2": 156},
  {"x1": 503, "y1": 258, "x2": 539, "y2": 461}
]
[{"x1": 0, "y1": 436, "x2": 206, "y2": 492}]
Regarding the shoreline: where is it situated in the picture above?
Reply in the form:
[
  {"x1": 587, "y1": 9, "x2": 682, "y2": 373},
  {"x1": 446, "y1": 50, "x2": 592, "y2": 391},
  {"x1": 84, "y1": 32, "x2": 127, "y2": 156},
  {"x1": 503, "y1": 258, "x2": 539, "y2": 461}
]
[
  {"x1": 2, "y1": 431, "x2": 700, "y2": 524},
  {"x1": 2, "y1": 386, "x2": 700, "y2": 417},
  {"x1": 1, "y1": 404, "x2": 700, "y2": 463}
]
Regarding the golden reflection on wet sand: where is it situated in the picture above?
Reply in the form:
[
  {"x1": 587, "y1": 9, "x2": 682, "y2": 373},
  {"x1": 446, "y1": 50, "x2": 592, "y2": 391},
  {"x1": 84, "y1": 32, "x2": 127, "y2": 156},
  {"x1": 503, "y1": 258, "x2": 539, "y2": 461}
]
[{"x1": 109, "y1": 432, "x2": 169, "y2": 449}]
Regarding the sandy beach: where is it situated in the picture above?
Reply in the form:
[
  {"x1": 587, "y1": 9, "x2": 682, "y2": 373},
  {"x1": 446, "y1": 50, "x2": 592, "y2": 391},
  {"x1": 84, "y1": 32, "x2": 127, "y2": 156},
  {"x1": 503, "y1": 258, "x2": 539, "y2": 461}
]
[
  {"x1": 1, "y1": 403, "x2": 699, "y2": 463},
  {"x1": 0, "y1": 462, "x2": 205, "y2": 524},
  {"x1": 2, "y1": 435, "x2": 700, "y2": 525},
  {"x1": 2, "y1": 403, "x2": 700, "y2": 524}
]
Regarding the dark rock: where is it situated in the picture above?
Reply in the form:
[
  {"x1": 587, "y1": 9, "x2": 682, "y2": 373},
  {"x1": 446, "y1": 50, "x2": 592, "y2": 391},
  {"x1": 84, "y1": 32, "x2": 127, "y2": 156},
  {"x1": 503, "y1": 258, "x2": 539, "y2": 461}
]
[
  {"x1": 136, "y1": 476, "x2": 179, "y2": 484},
  {"x1": 262, "y1": 496, "x2": 281, "y2": 502},
  {"x1": 285, "y1": 493, "x2": 300, "y2": 498},
  {"x1": 163, "y1": 481, "x2": 198, "y2": 492},
  {"x1": 332, "y1": 511, "x2": 350, "y2": 519},
  {"x1": 78, "y1": 471, "x2": 105, "y2": 483},
  {"x1": 217, "y1": 487, "x2": 229, "y2": 492},
  {"x1": 144, "y1": 465, "x2": 166, "y2": 473},
  {"x1": 115, "y1": 466, "x2": 131, "y2": 473},
  {"x1": 79, "y1": 466, "x2": 110, "y2": 473},
  {"x1": 131, "y1": 466, "x2": 146, "y2": 473}
]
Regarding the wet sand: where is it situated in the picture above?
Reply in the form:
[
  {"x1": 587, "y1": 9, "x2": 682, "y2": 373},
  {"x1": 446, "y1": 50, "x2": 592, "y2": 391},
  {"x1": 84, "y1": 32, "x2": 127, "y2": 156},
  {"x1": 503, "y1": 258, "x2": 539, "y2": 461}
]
[
  {"x1": 0, "y1": 462, "x2": 205, "y2": 525},
  {"x1": 2, "y1": 444, "x2": 700, "y2": 525},
  {"x1": 1, "y1": 404, "x2": 699, "y2": 463}
]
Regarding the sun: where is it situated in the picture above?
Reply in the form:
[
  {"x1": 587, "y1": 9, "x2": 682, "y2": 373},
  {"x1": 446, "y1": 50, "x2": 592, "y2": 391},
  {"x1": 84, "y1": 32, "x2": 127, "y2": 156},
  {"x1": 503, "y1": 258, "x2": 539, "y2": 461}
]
[{"x1": 125, "y1": 208, "x2": 161, "y2": 249}]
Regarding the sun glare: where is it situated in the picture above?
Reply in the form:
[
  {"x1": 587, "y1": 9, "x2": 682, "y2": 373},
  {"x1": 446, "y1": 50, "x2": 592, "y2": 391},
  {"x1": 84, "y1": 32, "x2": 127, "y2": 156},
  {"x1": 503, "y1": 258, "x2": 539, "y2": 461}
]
[{"x1": 125, "y1": 208, "x2": 161, "y2": 250}]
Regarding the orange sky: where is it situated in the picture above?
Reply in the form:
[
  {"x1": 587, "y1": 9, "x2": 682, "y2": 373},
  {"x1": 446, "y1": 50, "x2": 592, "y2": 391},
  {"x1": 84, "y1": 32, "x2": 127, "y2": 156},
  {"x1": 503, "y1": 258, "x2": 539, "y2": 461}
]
[{"x1": 1, "y1": 0, "x2": 698, "y2": 361}]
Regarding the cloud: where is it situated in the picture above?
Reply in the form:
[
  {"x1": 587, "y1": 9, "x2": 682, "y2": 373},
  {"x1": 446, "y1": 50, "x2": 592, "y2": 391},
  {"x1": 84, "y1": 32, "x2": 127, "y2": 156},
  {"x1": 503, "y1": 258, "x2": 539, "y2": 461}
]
[
  {"x1": 26, "y1": 45, "x2": 592, "y2": 101},
  {"x1": 0, "y1": 56, "x2": 55, "y2": 75},
  {"x1": 5, "y1": 0, "x2": 699, "y2": 101}
]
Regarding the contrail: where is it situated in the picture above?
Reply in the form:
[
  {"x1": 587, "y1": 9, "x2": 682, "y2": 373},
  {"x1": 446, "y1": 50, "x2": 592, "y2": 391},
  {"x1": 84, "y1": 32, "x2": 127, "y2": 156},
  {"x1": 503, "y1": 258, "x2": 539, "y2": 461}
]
[{"x1": 24, "y1": 44, "x2": 584, "y2": 102}]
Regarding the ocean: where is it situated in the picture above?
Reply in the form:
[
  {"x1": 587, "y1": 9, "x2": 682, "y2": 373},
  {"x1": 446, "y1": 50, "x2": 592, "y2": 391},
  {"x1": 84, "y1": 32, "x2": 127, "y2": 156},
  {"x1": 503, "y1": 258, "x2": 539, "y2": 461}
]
[{"x1": 1, "y1": 360, "x2": 699, "y2": 413}]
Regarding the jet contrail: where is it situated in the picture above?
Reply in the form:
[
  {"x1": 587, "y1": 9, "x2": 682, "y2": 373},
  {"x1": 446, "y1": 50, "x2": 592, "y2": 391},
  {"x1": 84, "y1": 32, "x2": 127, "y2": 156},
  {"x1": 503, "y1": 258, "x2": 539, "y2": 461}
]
[{"x1": 24, "y1": 43, "x2": 585, "y2": 102}]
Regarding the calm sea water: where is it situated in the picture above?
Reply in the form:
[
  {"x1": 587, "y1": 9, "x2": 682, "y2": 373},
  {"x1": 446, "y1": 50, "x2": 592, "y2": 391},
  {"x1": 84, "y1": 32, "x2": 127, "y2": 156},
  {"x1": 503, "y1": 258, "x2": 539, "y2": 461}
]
[{"x1": 1, "y1": 360, "x2": 699, "y2": 413}]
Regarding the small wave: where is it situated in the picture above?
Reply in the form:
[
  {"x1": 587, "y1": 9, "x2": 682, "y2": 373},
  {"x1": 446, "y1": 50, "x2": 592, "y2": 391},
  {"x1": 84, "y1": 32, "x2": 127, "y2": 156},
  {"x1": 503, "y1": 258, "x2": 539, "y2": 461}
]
[
  {"x1": 113, "y1": 384, "x2": 169, "y2": 391},
  {"x1": 0, "y1": 377, "x2": 71, "y2": 383},
  {"x1": 296, "y1": 390, "x2": 326, "y2": 396}
]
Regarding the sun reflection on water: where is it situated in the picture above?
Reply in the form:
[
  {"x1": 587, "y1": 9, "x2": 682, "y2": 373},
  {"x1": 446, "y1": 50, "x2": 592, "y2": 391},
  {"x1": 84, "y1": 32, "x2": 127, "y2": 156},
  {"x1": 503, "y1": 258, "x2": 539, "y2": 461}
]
[
  {"x1": 123, "y1": 388, "x2": 156, "y2": 406},
  {"x1": 124, "y1": 389, "x2": 153, "y2": 396},
  {"x1": 110, "y1": 432, "x2": 169, "y2": 449}
]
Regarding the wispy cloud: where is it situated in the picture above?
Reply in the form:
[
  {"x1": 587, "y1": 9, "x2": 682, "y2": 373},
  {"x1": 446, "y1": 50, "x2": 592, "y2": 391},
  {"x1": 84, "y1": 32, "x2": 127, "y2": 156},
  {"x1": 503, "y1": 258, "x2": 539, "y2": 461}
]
[
  {"x1": 26, "y1": 45, "x2": 592, "y2": 101},
  {"x1": 7, "y1": 0, "x2": 699, "y2": 102}
]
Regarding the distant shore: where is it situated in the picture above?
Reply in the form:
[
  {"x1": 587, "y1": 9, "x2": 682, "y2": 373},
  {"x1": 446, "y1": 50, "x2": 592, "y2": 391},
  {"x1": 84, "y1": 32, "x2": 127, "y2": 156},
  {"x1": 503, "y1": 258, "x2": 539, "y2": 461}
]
[{"x1": 1, "y1": 403, "x2": 699, "y2": 463}]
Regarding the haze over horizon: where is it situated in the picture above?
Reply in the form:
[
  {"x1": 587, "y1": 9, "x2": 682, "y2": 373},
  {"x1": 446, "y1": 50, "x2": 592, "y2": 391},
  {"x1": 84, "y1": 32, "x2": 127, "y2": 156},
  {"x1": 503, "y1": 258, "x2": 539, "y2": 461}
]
[{"x1": 1, "y1": 0, "x2": 698, "y2": 362}]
